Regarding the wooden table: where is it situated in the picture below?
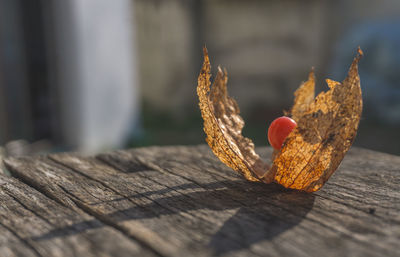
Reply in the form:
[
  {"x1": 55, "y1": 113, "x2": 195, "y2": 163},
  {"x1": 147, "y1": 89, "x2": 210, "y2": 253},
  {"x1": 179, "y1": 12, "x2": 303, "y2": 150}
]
[{"x1": 0, "y1": 145, "x2": 399, "y2": 257}]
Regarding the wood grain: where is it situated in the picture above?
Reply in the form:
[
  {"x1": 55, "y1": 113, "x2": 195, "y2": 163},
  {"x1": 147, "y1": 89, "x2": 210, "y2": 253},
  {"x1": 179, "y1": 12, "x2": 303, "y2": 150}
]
[
  {"x1": 2, "y1": 145, "x2": 399, "y2": 257},
  {"x1": 0, "y1": 173, "x2": 156, "y2": 257}
]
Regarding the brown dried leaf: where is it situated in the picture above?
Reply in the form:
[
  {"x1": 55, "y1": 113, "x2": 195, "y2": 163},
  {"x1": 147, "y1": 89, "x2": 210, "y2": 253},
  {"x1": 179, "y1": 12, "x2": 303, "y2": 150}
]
[
  {"x1": 291, "y1": 69, "x2": 315, "y2": 121},
  {"x1": 197, "y1": 47, "x2": 273, "y2": 183},
  {"x1": 273, "y1": 48, "x2": 363, "y2": 192}
]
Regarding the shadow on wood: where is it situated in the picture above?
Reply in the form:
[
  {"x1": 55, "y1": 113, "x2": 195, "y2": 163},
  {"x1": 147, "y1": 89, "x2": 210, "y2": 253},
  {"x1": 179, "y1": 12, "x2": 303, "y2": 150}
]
[
  {"x1": 31, "y1": 179, "x2": 314, "y2": 256},
  {"x1": 207, "y1": 184, "x2": 314, "y2": 256}
]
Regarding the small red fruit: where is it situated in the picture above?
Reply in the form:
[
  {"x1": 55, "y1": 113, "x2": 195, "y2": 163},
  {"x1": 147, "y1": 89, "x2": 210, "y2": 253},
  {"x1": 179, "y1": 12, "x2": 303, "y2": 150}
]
[{"x1": 268, "y1": 116, "x2": 297, "y2": 150}]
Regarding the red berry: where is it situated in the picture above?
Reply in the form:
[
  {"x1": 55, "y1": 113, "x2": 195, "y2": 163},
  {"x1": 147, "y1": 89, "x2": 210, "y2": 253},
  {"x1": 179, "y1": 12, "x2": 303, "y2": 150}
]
[{"x1": 268, "y1": 116, "x2": 297, "y2": 150}]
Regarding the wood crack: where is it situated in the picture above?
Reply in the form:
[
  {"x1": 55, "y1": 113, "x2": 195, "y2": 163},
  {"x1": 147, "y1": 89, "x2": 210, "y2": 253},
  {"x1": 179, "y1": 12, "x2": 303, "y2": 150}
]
[
  {"x1": 48, "y1": 157, "x2": 178, "y2": 221},
  {"x1": 315, "y1": 193, "x2": 400, "y2": 223},
  {"x1": 2, "y1": 188, "x2": 53, "y2": 227},
  {"x1": 0, "y1": 220, "x2": 44, "y2": 257},
  {"x1": 46, "y1": 157, "x2": 189, "y2": 257},
  {"x1": 4, "y1": 159, "x2": 77, "y2": 209}
]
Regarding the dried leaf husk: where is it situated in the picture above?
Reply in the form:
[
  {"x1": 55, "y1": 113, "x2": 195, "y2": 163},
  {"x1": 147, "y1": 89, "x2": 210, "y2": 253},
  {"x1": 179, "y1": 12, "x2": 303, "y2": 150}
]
[
  {"x1": 197, "y1": 47, "x2": 272, "y2": 183},
  {"x1": 197, "y1": 47, "x2": 363, "y2": 192},
  {"x1": 290, "y1": 70, "x2": 315, "y2": 122},
  {"x1": 273, "y1": 48, "x2": 363, "y2": 192}
]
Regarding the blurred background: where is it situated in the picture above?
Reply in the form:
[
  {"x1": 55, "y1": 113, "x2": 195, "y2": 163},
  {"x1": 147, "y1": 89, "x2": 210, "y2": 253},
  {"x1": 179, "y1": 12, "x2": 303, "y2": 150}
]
[{"x1": 0, "y1": 0, "x2": 400, "y2": 158}]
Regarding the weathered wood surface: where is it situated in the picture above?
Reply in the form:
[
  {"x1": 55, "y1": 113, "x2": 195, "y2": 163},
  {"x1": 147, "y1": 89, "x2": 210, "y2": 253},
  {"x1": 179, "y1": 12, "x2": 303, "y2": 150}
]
[{"x1": 2, "y1": 145, "x2": 400, "y2": 257}]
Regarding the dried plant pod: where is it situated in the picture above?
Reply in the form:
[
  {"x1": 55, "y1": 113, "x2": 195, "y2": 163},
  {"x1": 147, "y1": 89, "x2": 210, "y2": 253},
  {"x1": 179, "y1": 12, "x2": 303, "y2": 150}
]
[
  {"x1": 273, "y1": 49, "x2": 363, "y2": 192},
  {"x1": 197, "y1": 47, "x2": 363, "y2": 192},
  {"x1": 197, "y1": 47, "x2": 273, "y2": 183},
  {"x1": 291, "y1": 70, "x2": 315, "y2": 122}
]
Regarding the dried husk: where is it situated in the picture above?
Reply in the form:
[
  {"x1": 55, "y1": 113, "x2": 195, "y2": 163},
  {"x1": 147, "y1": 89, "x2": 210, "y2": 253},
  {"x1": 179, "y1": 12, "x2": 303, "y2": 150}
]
[
  {"x1": 197, "y1": 48, "x2": 273, "y2": 183},
  {"x1": 273, "y1": 49, "x2": 363, "y2": 192},
  {"x1": 197, "y1": 47, "x2": 363, "y2": 192}
]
